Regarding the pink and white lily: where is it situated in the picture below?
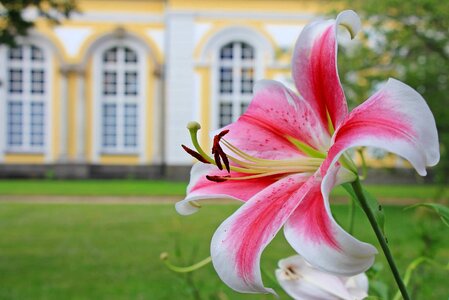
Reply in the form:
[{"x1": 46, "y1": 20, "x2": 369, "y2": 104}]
[
  {"x1": 176, "y1": 10, "x2": 439, "y2": 295},
  {"x1": 276, "y1": 255, "x2": 368, "y2": 300}
]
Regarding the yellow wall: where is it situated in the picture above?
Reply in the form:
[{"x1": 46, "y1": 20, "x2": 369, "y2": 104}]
[
  {"x1": 99, "y1": 155, "x2": 139, "y2": 165},
  {"x1": 168, "y1": 0, "x2": 334, "y2": 13},
  {"x1": 4, "y1": 154, "x2": 45, "y2": 164},
  {"x1": 78, "y1": 0, "x2": 165, "y2": 13}
]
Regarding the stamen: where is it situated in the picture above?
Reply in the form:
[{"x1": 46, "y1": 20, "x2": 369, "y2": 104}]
[
  {"x1": 213, "y1": 151, "x2": 223, "y2": 170},
  {"x1": 212, "y1": 130, "x2": 231, "y2": 173},
  {"x1": 182, "y1": 144, "x2": 210, "y2": 164},
  {"x1": 206, "y1": 175, "x2": 231, "y2": 182}
]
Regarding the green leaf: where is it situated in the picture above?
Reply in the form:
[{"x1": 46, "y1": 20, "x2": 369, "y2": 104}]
[
  {"x1": 406, "y1": 203, "x2": 449, "y2": 227},
  {"x1": 369, "y1": 280, "x2": 390, "y2": 300},
  {"x1": 342, "y1": 183, "x2": 385, "y2": 235},
  {"x1": 392, "y1": 257, "x2": 449, "y2": 300}
]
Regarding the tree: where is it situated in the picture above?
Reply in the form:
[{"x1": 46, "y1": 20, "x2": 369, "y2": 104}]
[
  {"x1": 0, "y1": 0, "x2": 77, "y2": 46},
  {"x1": 334, "y1": 0, "x2": 449, "y2": 185}
]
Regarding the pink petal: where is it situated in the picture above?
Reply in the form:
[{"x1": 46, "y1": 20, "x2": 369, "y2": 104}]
[
  {"x1": 231, "y1": 80, "x2": 330, "y2": 152},
  {"x1": 284, "y1": 165, "x2": 377, "y2": 276},
  {"x1": 323, "y1": 78, "x2": 440, "y2": 177},
  {"x1": 223, "y1": 110, "x2": 302, "y2": 161},
  {"x1": 210, "y1": 173, "x2": 312, "y2": 294},
  {"x1": 175, "y1": 163, "x2": 276, "y2": 215},
  {"x1": 292, "y1": 10, "x2": 361, "y2": 130}
]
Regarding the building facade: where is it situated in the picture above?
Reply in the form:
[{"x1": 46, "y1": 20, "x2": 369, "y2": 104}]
[{"x1": 0, "y1": 0, "x2": 407, "y2": 179}]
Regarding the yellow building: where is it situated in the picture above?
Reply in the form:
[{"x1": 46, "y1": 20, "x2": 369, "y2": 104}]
[{"x1": 0, "y1": 0, "x2": 406, "y2": 179}]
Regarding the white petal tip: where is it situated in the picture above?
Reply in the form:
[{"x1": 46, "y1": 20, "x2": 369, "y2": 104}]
[
  {"x1": 337, "y1": 10, "x2": 362, "y2": 39},
  {"x1": 426, "y1": 152, "x2": 440, "y2": 168},
  {"x1": 418, "y1": 169, "x2": 427, "y2": 177},
  {"x1": 175, "y1": 200, "x2": 200, "y2": 215}
]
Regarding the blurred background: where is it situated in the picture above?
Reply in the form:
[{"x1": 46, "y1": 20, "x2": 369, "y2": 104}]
[{"x1": 0, "y1": 0, "x2": 447, "y2": 299}]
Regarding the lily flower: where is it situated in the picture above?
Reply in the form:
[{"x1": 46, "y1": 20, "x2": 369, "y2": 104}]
[
  {"x1": 176, "y1": 10, "x2": 439, "y2": 294},
  {"x1": 276, "y1": 255, "x2": 368, "y2": 300}
]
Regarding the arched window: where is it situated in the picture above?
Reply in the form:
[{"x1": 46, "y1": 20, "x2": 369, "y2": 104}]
[
  {"x1": 217, "y1": 41, "x2": 255, "y2": 128},
  {"x1": 98, "y1": 46, "x2": 140, "y2": 153},
  {"x1": 5, "y1": 44, "x2": 48, "y2": 152}
]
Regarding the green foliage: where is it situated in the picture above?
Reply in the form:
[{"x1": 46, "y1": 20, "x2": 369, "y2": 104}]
[
  {"x1": 334, "y1": 0, "x2": 449, "y2": 183},
  {"x1": 406, "y1": 203, "x2": 449, "y2": 226},
  {"x1": 0, "y1": 0, "x2": 77, "y2": 46}
]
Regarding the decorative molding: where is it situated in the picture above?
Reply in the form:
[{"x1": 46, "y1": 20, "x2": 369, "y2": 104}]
[
  {"x1": 166, "y1": 10, "x2": 316, "y2": 22},
  {"x1": 59, "y1": 64, "x2": 85, "y2": 76}
]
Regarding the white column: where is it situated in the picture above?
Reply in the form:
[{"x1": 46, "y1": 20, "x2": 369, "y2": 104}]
[
  {"x1": 165, "y1": 11, "x2": 196, "y2": 165},
  {"x1": 75, "y1": 67, "x2": 86, "y2": 162},
  {"x1": 58, "y1": 65, "x2": 70, "y2": 162},
  {"x1": 0, "y1": 47, "x2": 6, "y2": 162}
]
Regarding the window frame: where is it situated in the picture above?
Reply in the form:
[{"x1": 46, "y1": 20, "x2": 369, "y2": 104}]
[
  {"x1": 0, "y1": 40, "x2": 52, "y2": 156},
  {"x1": 92, "y1": 39, "x2": 147, "y2": 159},
  {"x1": 216, "y1": 41, "x2": 256, "y2": 128},
  {"x1": 206, "y1": 28, "x2": 269, "y2": 131}
]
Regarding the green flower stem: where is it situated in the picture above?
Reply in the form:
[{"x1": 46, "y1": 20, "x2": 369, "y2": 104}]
[
  {"x1": 162, "y1": 254, "x2": 212, "y2": 273},
  {"x1": 351, "y1": 178, "x2": 410, "y2": 300},
  {"x1": 347, "y1": 197, "x2": 356, "y2": 235}
]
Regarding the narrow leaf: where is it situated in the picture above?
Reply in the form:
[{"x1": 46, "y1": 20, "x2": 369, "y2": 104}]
[{"x1": 406, "y1": 203, "x2": 449, "y2": 227}]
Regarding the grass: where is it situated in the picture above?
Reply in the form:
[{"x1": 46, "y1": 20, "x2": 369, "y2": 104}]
[
  {"x1": 0, "y1": 202, "x2": 448, "y2": 299},
  {"x1": 0, "y1": 180, "x2": 188, "y2": 196},
  {"x1": 0, "y1": 179, "x2": 446, "y2": 199}
]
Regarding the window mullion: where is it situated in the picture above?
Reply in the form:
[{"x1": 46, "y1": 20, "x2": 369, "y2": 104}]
[
  {"x1": 233, "y1": 42, "x2": 242, "y2": 123},
  {"x1": 23, "y1": 45, "x2": 31, "y2": 150},
  {"x1": 116, "y1": 47, "x2": 125, "y2": 152}
]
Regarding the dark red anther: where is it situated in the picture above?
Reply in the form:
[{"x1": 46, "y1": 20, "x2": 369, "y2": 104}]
[
  {"x1": 221, "y1": 151, "x2": 230, "y2": 173},
  {"x1": 181, "y1": 145, "x2": 210, "y2": 164},
  {"x1": 206, "y1": 175, "x2": 231, "y2": 182},
  {"x1": 211, "y1": 130, "x2": 231, "y2": 173},
  {"x1": 214, "y1": 151, "x2": 223, "y2": 170}
]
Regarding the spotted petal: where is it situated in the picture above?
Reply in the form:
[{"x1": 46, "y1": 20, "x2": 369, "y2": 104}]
[
  {"x1": 284, "y1": 165, "x2": 377, "y2": 276},
  {"x1": 292, "y1": 10, "x2": 361, "y2": 129},
  {"x1": 211, "y1": 173, "x2": 313, "y2": 294},
  {"x1": 227, "y1": 80, "x2": 330, "y2": 153}
]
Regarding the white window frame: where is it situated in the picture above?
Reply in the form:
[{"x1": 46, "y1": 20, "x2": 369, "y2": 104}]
[
  {"x1": 92, "y1": 39, "x2": 147, "y2": 160},
  {"x1": 216, "y1": 41, "x2": 255, "y2": 128},
  {"x1": 199, "y1": 27, "x2": 273, "y2": 131},
  {"x1": 0, "y1": 38, "x2": 53, "y2": 159}
]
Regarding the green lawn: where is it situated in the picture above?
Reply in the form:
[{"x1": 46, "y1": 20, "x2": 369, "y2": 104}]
[
  {"x1": 0, "y1": 180, "x2": 188, "y2": 196},
  {"x1": 0, "y1": 180, "x2": 446, "y2": 199},
  {"x1": 0, "y1": 202, "x2": 447, "y2": 299}
]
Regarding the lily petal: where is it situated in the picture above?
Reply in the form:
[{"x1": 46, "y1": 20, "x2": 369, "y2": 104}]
[
  {"x1": 235, "y1": 80, "x2": 330, "y2": 152},
  {"x1": 292, "y1": 10, "x2": 361, "y2": 129},
  {"x1": 223, "y1": 111, "x2": 302, "y2": 161},
  {"x1": 176, "y1": 163, "x2": 275, "y2": 215},
  {"x1": 345, "y1": 273, "x2": 369, "y2": 299},
  {"x1": 211, "y1": 173, "x2": 312, "y2": 294},
  {"x1": 276, "y1": 255, "x2": 355, "y2": 300},
  {"x1": 284, "y1": 165, "x2": 377, "y2": 276},
  {"x1": 323, "y1": 78, "x2": 440, "y2": 177}
]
